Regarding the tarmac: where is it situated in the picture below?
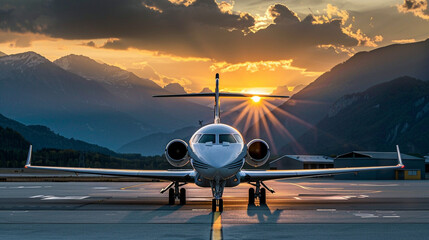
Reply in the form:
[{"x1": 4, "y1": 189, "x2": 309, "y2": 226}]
[{"x1": 1, "y1": 179, "x2": 429, "y2": 239}]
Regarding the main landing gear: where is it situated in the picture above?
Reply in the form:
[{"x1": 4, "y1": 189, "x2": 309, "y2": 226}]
[
  {"x1": 248, "y1": 181, "x2": 274, "y2": 205},
  {"x1": 161, "y1": 181, "x2": 187, "y2": 205}
]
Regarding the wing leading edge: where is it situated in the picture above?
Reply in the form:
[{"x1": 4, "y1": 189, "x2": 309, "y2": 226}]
[
  {"x1": 24, "y1": 145, "x2": 195, "y2": 182},
  {"x1": 240, "y1": 145, "x2": 405, "y2": 181}
]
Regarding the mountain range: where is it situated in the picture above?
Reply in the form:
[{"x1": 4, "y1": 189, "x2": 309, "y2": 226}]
[
  {"x1": 1, "y1": 39, "x2": 428, "y2": 156},
  {"x1": 246, "y1": 39, "x2": 429, "y2": 154},
  {"x1": 118, "y1": 126, "x2": 199, "y2": 155},
  {"x1": 0, "y1": 113, "x2": 115, "y2": 155},
  {"x1": 282, "y1": 76, "x2": 429, "y2": 155},
  {"x1": 0, "y1": 52, "x2": 212, "y2": 150}
]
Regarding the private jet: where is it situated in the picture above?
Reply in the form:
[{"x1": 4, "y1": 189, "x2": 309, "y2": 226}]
[{"x1": 25, "y1": 73, "x2": 405, "y2": 212}]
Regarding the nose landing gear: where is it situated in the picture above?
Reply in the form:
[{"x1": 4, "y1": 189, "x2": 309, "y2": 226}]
[
  {"x1": 210, "y1": 178, "x2": 225, "y2": 212},
  {"x1": 212, "y1": 198, "x2": 223, "y2": 212}
]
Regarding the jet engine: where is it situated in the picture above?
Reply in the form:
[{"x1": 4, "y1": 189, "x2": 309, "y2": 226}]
[
  {"x1": 165, "y1": 139, "x2": 190, "y2": 167},
  {"x1": 246, "y1": 139, "x2": 270, "y2": 167}
]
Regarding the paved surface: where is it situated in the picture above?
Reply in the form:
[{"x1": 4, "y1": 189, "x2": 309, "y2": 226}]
[{"x1": 1, "y1": 179, "x2": 429, "y2": 239}]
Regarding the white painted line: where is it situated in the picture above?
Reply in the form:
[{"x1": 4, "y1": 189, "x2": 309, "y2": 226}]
[
  {"x1": 41, "y1": 196, "x2": 89, "y2": 200},
  {"x1": 11, "y1": 186, "x2": 42, "y2": 189},
  {"x1": 350, "y1": 184, "x2": 398, "y2": 187},
  {"x1": 30, "y1": 195, "x2": 44, "y2": 198},
  {"x1": 192, "y1": 209, "x2": 211, "y2": 212},
  {"x1": 317, "y1": 209, "x2": 336, "y2": 212},
  {"x1": 353, "y1": 213, "x2": 379, "y2": 218},
  {"x1": 383, "y1": 216, "x2": 400, "y2": 218},
  {"x1": 29, "y1": 195, "x2": 89, "y2": 200}
]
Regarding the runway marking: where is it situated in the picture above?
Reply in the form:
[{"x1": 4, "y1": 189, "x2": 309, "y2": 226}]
[
  {"x1": 383, "y1": 216, "x2": 400, "y2": 218},
  {"x1": 11, "y1": 186, "x2": 42, "y2": 189},
  {"x1": 288, "y1": 183, "x2": 343, "y2": 191},
  {"x1": 192, "y1": 209, "x2": 210, "y2": 212},
  {"x1": 317, "y1": 209, "x2": 337, "y2": 212},
  {"x1": 30, "y1": 195, "x2": 89, "y2": 200},
  {"x1": 120, "y1": 183, "x2": 146, "y2": 190},
  {"x1": 288, "y1": 183, "x2": 381, "y2": 194},
  {"x1": 353, "y1": 213, "x2": 379, "y2": 218},
  {"x1": 93, "y1": 187, "x2": 109, "y2": 190},
  {"x1": 211, "y1": 212, "x2": 223, "y2": 240},
  {"x1": 296, "y1": 195, "x2": 357, "y2": 200},
  {"x1": 350, "y1": 184, "x2": 398, "y2": 187}
]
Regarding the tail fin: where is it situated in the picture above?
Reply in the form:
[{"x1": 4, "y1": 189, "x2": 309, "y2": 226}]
[{"x1": 214, "y1": 73, "x2": 220, "y2": 124}]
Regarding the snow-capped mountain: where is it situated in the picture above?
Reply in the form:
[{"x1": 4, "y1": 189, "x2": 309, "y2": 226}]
[
  {"x1": 0, "y1": 51, "x2": 49, "y2": 69},
  {"x1": 0, "y1": 52, "x2": 152, "y2": 149}
]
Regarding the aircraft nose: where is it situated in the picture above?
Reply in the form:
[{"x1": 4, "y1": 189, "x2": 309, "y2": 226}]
[{"x1": 200, "y1": 154, "x2": 230, "y2": 169}]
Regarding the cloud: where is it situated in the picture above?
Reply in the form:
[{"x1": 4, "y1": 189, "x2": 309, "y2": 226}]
[
  {"x1": 210, "y1": 60, "x2": 293, "y2": 73},
  {"x1": 0, "y1": 0, "x2": 373, "y2": 70},
  {"x1": 84, "y1": 41, "x2": 96, "y2": 47},
  {"x1": 210, "y1": 59, "x2": 323, "y2": 77},
  {"x1": 398, "y1": 0, "x2": 429, "y2": 20},
  {"x1": 391, "y1": 38, "x2": 417, "y2": 43},
  {"x1": 0, "y1": 30, "x2": 45, "y2": 47}
]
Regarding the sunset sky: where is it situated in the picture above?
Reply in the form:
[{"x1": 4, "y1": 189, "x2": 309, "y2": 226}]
[{"x1": 1, "y1": 0, "x2": 428, "y2": 93}]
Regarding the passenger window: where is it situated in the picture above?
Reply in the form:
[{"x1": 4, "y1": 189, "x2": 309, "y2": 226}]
[
  {"x1": 233, "y1": 134, "x2": 243, "y2": 143},
  {"x1": 192, "y1": 134, "x2": 201, "y2": 143},
  {"x1": 198, "y1": 134, "x2": 215, "y2": 143},
  {"x1": 219, "y1": 134, "x2": 237, "y2": 143}
]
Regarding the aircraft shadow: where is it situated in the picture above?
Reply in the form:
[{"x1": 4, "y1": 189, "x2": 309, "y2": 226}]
[{"x1": 246, "y1": 203, "x2": 283, "y2": 223}]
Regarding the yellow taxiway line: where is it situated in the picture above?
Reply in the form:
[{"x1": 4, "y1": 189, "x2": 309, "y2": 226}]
[
  {"x1": 120, "y1": 183, "x2": 146, "y2": 190},
  {"x1": 211, "y1": 212, "x2": 223, "y2": 240}
]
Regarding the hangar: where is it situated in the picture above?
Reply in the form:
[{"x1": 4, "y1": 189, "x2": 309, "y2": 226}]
[
  {"x1": 334, "y1": 151, "x2": 425, "y2": 180},
  {"x1": 269, "y1": 155, "x2": 333, "y2": 170}
]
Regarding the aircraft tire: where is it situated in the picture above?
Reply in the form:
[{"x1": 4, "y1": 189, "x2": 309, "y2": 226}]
[
  {"x1": 212, "y1": 199, "x2": 217, "y2": 212},
  {"x1": 219, "y1": 199, "x2": 223, "y2": 212},
  {"x1": 260, "y1": 188, "x2": 266, "y2": 205},
  {"x1": 168, "y1": 188, "x2": 175, "y2": 205},
  {"x1": 248, "y1": 188, "x2": 255, "y2": 205},
  {"x1": 179, "y1": 188, "x2": 186, "y2": 205}
]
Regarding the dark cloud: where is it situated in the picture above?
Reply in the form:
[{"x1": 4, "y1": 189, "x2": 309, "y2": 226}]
[
  {"x1": 0, "y1": 0, "x2": 360, "y2": 70},
  {"x1": 402, "y1": 0, "x2": 426, "y2": 10},
  {"x1": 398, "y1": 0, "x2": 429, "y2": 20},
  {"x1": 85, "y1": 41, "x2": 96, "y2": 47}
]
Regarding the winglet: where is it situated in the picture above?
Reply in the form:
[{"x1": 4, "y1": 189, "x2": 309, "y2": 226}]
[
  {"x1": 25, "y1": 145, "x2": 32, "y2": 168},
  {"x1": 396, "y1": 145, "x2": 405, "y2": 168}
]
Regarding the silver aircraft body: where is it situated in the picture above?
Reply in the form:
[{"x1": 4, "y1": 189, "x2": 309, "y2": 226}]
[{"x1": 25, "y1": 73, "x2": 405, "y2": 212}]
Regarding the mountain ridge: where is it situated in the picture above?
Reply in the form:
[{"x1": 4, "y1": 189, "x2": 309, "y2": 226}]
[
  {"x1": 281, "y1": 76, "x2": 429, "y2": 155},
  {"x1": 246, "y1": 38, "x2": 429, "y2": 153},
  {"x1": 0, "y1": 113, "x2": 116, "y2": 155}
]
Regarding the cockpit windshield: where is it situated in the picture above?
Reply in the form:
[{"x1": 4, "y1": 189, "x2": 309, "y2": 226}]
[
  {"x1": 198, "y1": 134, "x2": 215, "y2": 143},
  {"x1": 219, "y1": 134, "x2": 237, "y2": 144},
  {"x1": 233, "y1": 134, "x2": 243, "y2": 143}
]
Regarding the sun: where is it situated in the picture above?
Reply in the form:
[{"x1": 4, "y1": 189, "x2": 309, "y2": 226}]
[{"x1": 251, "y1": 96, "x2": 261, "y2": 103}]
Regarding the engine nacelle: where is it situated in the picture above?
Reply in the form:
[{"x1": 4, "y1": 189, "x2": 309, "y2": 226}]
[
  {"x1": 246, "y1": 139, "x2": 270, "y2": 167},
  {"x1": 165, "y1": 139, "x2": 190, "y2": 167}
]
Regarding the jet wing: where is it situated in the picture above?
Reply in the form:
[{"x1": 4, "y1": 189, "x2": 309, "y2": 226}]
[
  {"x1": 24, "y1": 146, "x2": 195, "y2": 182},
  {"x1": 240, "y1": 145, "x2": 405, "y2": 182}
]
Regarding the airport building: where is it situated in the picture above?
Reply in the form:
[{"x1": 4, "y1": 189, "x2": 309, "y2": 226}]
[
  {"x1": 425, "y1": 156, "x2": 429, "y2": 172},
  {"x1": 334, "y1": 151, "x2": 425, "y2": 180},
  {"x1": 270, "y1": 155, "x2": 334, "y2": 170}
]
